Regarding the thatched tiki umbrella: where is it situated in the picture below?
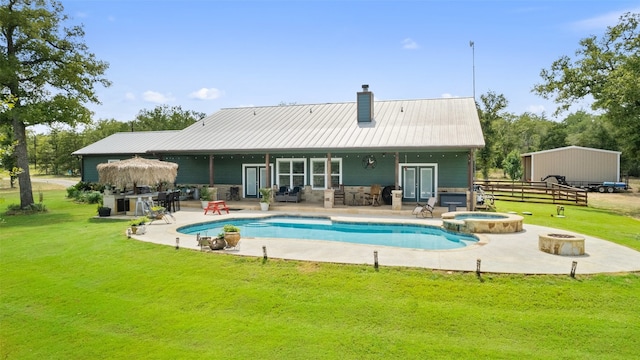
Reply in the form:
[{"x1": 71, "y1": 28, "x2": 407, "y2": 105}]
[{"x1": 97, "y1": 156, "x2": 179, "y2": 193}]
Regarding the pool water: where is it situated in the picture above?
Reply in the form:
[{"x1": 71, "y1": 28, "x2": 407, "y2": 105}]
[{"x1": 177, "y1": 216, "x2": 478, "y2": 250}]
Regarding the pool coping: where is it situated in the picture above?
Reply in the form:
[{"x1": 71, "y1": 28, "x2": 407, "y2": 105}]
[{"x1": 130, "y1": 208, "x2": 640, "y2": 275}]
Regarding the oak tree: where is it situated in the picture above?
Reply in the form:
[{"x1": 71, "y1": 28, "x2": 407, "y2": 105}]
[
  {"x1": 533, "y1": 12, "x2": 640, "y2": 174},
  {"x1": 0, "y1": 0, "x2": 109, "y2": 207}
]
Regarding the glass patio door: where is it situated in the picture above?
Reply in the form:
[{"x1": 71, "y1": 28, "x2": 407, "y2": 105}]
[
  {"x1": 243, "y1": 164, "x2": 272, "y2": 199},
  {"x1": 402, "y1": 165, "x2": 436, "y2": 203}
]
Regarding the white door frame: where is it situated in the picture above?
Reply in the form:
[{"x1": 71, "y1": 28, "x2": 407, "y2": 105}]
[
  {"x1": 242, "y1": 163, "x2": 274, "y2": 198},
  {"x1": 397, "y1": 163, "x2": 438, "y2": 202}
]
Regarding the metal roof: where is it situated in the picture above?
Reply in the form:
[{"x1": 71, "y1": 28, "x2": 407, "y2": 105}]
[
  {"x1": 72, "y1": 130, "x2": 180, "y2": 155},
  {"x1": 148, "y1": 97, "x2": 484, "y2": 154},
  {"x1": 521, "y1": 145, "x2": 621, "y2": 157}
]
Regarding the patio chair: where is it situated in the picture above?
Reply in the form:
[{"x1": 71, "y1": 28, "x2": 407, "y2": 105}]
[
  {"x1": 333, "y1": 184, "x2": 345, "y2": 205},
  {"x1": 274, "y1": 186, "x2": 290, "y2": 202},
  {"x1": 364, "y1": 184, "x2": 382, "y2": 206},
  {"x1": 157, "y1": 191, "x2": 169, "y2": 208},
  {"x1": 172, "y1": 190, "x2": 181, "y2": 211},
  {"x1": 474, "y1": 185, "x2": 495, "y2": 211},
  {"x1": 143, "y1": 201, "x2": 174, "y2": 224},
  {"x1": 287, "y1": 186, "x2": 302, "y2": 203},
  {"x1": 412, "y1": 197, "x2": 437, "y2": 218}
]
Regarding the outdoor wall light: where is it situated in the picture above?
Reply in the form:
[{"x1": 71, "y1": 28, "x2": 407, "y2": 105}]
[{"x1": 175, "y1": 237, "x2": 180, "y2": 250}]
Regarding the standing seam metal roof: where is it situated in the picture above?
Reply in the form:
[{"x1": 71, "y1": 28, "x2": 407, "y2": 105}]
[
  {"x1": 72, "y1": 131, "x2": 181, "y2": 156},
  {"x1": 148, "y1": 97, "x2": 484, "y2": 153}
]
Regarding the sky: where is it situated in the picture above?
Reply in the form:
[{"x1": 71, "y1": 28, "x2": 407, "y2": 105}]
[{"x1": 58, "y1": 0, "x2": 640, "y2": 125}]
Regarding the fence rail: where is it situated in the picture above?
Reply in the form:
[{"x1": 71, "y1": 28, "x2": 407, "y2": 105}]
[{"x1": 475, "y1": 180, "x2": 588, "y2": 206}]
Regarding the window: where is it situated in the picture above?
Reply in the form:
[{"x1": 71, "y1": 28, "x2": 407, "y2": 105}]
[
  {"x1": 276, "y1": 158, "x2": 306, "y2": 188},
  {"x1": 310, "y1": 158, "x2": 342, "y2": 190}
]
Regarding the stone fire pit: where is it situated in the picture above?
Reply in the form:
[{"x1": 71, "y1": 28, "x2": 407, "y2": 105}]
[{"x1": 539, "y1": 233, "x2": 585, "y2": 256}]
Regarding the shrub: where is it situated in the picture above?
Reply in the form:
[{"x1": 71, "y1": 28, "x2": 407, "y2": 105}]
[
  {"x1": 223, "y1": 224, "x2": 240, "y2": 232},
  {"x1": 66, "y1": 186, "x2": 81, "y2": 200},
  {"x1": 199, "y1": 186, "x2": 211, "y2": 201},
  {"x1": 129, "y1": 216, "x2": 149, "y2": 226},
  {"x1": 67, "y1": 182, "x2": 106, "y2": 201},
  {"x1": 4, "y1": 203, "x2": 47, "y2": 215},
  {"x1": 83, "y1": 191, "x2": 103, "y2": 205}
]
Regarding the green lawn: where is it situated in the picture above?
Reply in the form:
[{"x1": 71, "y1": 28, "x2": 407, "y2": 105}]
[
  {"x1": 1, "y1": 189, "x2": 639, "y2": 359},
  {"x1": 493, "y1": 200, "x2": 640, "y2": 251}
]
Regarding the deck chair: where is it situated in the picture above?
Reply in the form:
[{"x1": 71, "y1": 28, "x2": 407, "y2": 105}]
[
  {"x1": 364, "y1": 184, "x2": 382, "y2": 206},
  {"x1": 412, "y1": 197, "x2": 436, "y2": 218},
  {"x1": 474, "y1": 185, "x2": 496, "y2": 211},
  {"x1": 143, "y1": 200, "x2": 174, "y2": 224}
]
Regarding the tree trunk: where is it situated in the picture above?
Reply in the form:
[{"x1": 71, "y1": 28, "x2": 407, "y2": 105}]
[{"x1": 12, "y1": 114, "x2": 34, "y2": 208}]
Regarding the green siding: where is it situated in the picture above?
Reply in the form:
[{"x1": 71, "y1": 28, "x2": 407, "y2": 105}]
[
  {"x1": 437, "y1": 153, "x2": 469, "y2": 188},
  {"x1": 81, "y1": 155, "x2": 141, "y2": 182},
  {"x1": 80, "y1": 151, "x2": 470, "y2": 188}
]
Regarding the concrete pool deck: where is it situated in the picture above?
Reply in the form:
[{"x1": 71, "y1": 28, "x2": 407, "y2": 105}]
[{"x1": 129, "y1": 207, "x2": 640, "y2": 275}]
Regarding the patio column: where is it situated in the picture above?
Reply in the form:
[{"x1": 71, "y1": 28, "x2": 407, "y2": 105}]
[
  {"x1": 468, "y1": 149, "x2": 475, "y2": 190},
  {"x1": 468, "y1": 149, "x2": 475, "y2": 211},
  {"x1": 326, "y1": 152, "x2": 332, "y2": 189},
  {"x1": 395, "y1": 152, "x2": 400, "y2": 189},
  {"x1": 265, "y1": 153, "x2": 270, "y2": 187},
  {"x1": 209, "y1": 155, "x2": 214, "y2": 186}
]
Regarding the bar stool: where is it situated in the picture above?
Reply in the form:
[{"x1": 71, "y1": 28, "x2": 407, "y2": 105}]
[
  {"x1": 173, "y1": 191, "x2": 181, "y2": 211},
  {"x1": 134, "y1": 196, "x2": 145, "y2": 216}
]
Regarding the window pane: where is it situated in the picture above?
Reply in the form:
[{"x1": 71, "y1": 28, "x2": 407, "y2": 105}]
[
  {"x1": 292, "y1": 175, "x2": 304, "y2": 187},
  {"x1": 278, "y1": 175, "x2": 290, "y2": 187},
  {"x1": 312, "y1": 175, "x2": 324, "y2": 188},
  {"x1": 279, "y1": 161, "x2": 290, "y2": 173},
  {"x1": 292, "y1": 161, "x2": 304, "y2": 174},
  {"x1": 331, "y1": 160, "x2": 340, "y2": 175},
  {"x1": 313, "y1": 161, "x2": 325, "y2": 173}
]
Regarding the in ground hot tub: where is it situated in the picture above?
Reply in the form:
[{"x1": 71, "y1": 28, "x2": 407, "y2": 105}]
[{"x1": 442, "y1": 211, "x2": 523, "y2": 233}]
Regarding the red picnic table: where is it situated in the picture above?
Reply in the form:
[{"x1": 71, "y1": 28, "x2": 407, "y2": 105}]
[{"x1": 203, "y1": 200, "x2": 230, "y2": 215}]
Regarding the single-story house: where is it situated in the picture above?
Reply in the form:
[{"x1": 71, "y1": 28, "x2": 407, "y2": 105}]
[
  {"x1": 73, "y1": 85, "x2": 484, "y2": 206},
  {"x1": 521, "y1": 146, "x2": 622, "y2": 183}
]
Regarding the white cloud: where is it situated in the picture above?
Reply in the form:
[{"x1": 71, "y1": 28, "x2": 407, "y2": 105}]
[
  {"x1": 526, "y1": 104, "x2": 546, "y2": 114},
  {"x1": 401, "y1": 38, "x2": 419, "y2": 50},
  {"x1": 570, "y1": 8, "x2": 640, "y2": 31},
  {"x1": 143, "y1": 90, "x2": 174, "y2": 103},
  {"x1": 440, "y1": 93, "x2": 455, "y2": 98},
  {"x1": 189, "y1": 87, "x2": 222, "y2": 100},
  {"x1": 124, "y1": 92, "x2": 136, "y2": 101}
]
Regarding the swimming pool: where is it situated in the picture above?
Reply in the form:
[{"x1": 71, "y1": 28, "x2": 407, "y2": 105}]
[{"x1": 177, "y1": 216, "x2": 478, "y2": 250}]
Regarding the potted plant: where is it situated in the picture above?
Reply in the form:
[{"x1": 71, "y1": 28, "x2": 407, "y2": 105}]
[
  {"x1": 128, "y1": 216, "x2": 149, "y2": 235},
  {"x1": 210, "y1": 232, "x2": 227, "y2": 250},
  {"x1": 259, "y1": 187, "x2": 272, "y2": 211},
  {"x1": 223, "y1": 224, "x2": 241, "y2": 248},
  {"x1": 97, "y1": 200, "x2": 111, "y2": 217},
  {"x1": 199, "y1": 186, "x2": 211, "y2": 209}
]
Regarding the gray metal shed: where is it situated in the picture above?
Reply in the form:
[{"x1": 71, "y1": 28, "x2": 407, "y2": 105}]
[{"x1": 522, "y1": 146, "x2": 621, "y2": 183}]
